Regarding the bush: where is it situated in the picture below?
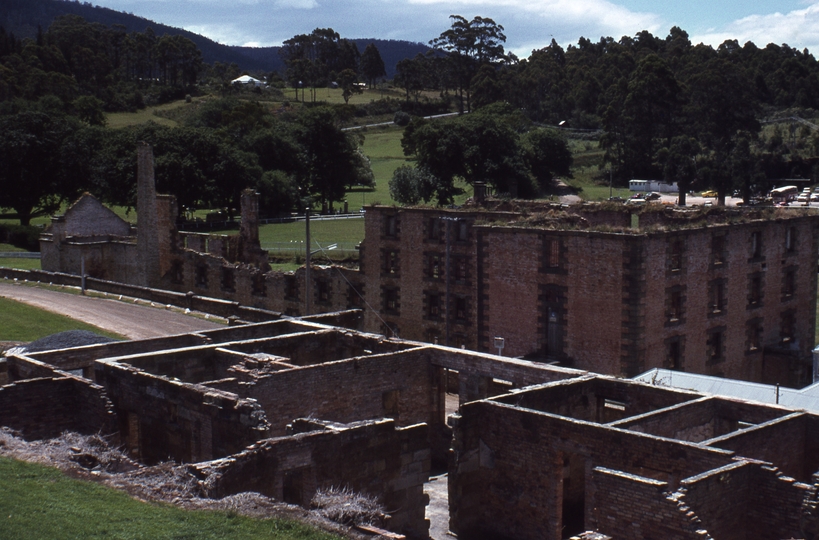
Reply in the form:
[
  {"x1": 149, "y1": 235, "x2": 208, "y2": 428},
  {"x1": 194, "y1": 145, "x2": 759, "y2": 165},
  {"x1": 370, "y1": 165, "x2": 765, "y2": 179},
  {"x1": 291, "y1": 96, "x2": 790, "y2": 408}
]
[
  {"x1": 0, "y1": 224, "x2": 41, "y2": 251},
  {"x1": 393, "y1": 111, "x2": 411, "y2": 126}
]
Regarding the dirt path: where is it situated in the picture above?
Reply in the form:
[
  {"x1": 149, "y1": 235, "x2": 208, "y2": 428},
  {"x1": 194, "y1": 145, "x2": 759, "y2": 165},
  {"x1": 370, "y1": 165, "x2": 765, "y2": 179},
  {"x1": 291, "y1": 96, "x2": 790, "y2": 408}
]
[{"x1": 0, "y1": 281, "x2": 224, "y2": 340}]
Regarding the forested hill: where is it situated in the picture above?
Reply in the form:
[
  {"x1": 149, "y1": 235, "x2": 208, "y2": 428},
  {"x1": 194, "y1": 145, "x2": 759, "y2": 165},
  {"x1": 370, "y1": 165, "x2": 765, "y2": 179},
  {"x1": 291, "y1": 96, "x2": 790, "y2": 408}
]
[
  {"x1": 231, "y1": 39, "x2": 430, "y2": 78},
  {"x1": 0, "y1": 0, "x2": 429, "y2": 75}
]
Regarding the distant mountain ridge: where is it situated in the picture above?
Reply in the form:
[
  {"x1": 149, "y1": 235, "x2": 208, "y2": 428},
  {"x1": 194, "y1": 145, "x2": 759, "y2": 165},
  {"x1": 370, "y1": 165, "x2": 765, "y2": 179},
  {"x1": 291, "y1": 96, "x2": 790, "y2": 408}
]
[{"x1": 0, "y1": 0, "x2": 429, "y2": 77}]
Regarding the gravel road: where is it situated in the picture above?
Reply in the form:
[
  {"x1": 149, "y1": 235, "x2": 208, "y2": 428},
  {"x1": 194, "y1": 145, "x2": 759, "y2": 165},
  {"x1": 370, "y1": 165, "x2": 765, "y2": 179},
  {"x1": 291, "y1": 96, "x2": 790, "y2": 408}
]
[{"x1": 0, "y1": 281, "x2": 224, "y2": 340}]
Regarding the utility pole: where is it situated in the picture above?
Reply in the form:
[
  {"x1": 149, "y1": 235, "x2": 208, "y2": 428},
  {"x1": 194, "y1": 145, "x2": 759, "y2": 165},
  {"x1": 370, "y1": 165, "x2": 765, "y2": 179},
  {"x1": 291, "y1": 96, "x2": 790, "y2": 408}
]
[
  {"x1": 609, "y1": 169, "x2": 613, "y2": 199},
  {"x1": 445, "y1": 218, "x2": 451, "y2": 347}
]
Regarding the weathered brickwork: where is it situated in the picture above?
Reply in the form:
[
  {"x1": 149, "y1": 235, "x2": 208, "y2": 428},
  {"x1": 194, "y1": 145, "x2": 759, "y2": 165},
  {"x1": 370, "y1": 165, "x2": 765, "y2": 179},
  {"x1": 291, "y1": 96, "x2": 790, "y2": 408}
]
[
  {"x1": 40, "y1": 145, "x2": 819, "y2": 387},
  {"x1": 362, "y1": 204, "x2": 819, "y2": 386},
  {"x1": 449, "y1": 374, "x2": 819, "y2": 540},
  {"x1": 201, "y1": 419, "x2": 431, "y2": 538},
  {"x1": 0, "y1": 376, "x2": 115, "y2": 440},
  {"x1": 6, "y1": 315, "x2": 819, "y2": 538}
]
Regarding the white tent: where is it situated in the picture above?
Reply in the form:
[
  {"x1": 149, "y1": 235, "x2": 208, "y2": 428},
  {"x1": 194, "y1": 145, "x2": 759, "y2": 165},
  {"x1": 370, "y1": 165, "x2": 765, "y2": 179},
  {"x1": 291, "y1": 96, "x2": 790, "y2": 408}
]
[{"x1": 232, "y1": 75, "x2": 265, "y2": 87}]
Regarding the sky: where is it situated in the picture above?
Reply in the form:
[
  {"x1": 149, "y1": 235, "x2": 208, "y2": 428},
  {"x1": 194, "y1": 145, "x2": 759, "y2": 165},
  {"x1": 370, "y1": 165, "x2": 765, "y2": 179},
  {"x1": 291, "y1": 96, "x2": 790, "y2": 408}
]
[{"x1": 85, "y1": 0, "x2": 819, "y2": 58}]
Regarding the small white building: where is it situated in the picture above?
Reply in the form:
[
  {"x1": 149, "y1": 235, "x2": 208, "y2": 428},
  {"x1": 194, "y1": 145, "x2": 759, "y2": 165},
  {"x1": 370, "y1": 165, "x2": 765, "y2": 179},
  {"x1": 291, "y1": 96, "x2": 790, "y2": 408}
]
[
  {"x1": 629, "y1": 179, "x2": 678, "y2": 193},
  {"x1": 231, "y1": 75, "x2": 266, "y2": 87}
]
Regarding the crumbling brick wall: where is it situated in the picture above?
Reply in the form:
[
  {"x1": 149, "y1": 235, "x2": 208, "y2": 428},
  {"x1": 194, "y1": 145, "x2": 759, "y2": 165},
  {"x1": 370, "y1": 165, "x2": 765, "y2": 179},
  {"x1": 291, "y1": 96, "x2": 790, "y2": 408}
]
[
  {"x1": 449, "y1": 397, "x2": 733, "y2": 540},
  {"x1": 200, "y1": 418, "x2": 430, "y2": 539},
  {"x1": 590, "y1": 467, "x2": 705, "y2": 540},
  {"x1": 0, "y1": 376, "x2": 116, "y2": 441},
  {"x1": 678, "y1": 460, "x2": 810, "y2": 540},
  {"x1": 96, "y1": 360, "x2": 270, "y2": 464}
]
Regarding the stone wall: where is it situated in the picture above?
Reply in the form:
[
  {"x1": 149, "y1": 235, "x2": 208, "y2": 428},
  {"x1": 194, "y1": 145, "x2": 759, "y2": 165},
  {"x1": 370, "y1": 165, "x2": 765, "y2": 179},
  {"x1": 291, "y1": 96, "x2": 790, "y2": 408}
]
[
  {"x1": 0, "y1": 376, "x2": 116, "y2": 441},
  {"x1": 201, "y1": 418, "x2": 430, "y2": 539},
  {"x1": 448, "y1": 397, "x2": 733, "y2": 539},
  {"x1": 590, "y1": 467, "x2": 704, "y2": 540},
  {"x1": 678, "y1": 460, "x2": 810, "y2": 540},
  {"x1": 96, "y1": 359, "x2": 270, "y2": 463}
]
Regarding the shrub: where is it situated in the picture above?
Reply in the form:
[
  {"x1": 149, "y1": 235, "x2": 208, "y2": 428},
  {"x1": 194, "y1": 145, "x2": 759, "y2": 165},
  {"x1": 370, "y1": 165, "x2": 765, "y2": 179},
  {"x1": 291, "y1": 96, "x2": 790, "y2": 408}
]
[
  {"x1": 393, "y1": 111, "x2": 411, "y2": 126},
  {"x1": 0, "y1": 224, "x2": 41, "y2": 251}
]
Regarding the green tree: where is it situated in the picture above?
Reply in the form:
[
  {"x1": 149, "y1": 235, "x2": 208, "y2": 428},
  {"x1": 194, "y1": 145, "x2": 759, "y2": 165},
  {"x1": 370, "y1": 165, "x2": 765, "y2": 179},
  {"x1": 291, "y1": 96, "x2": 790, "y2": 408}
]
[
  {"x1": 388, "y1": 165, "x2": 423, "y2": 205},
  {"x1": 430, "y1": 15, "x2": 508, "y2": 112},
  {"x1": 659, "y1": 135, "x2": 699, "y2": 205},
  {"x1": 521, "y1": 128, "x2": 573, "y2": 189},
  {"x1": 294, "y1": 107, "x2": 371, "y2": 210},
  {"x1": 72, "y1": 95, "x2": 106, "y2": 126},
  {"x1": 403, "y1": 105, "x2": 534, "y2": 202},
  {"x1": 256, "y1": 170, "x2": 299, "y2": 216},
  {"x1": 280, "y1": 28, "x2": 359, "y2": 102},
  {"x1": 337, "y1": 68, "x2": 362, "y2": 104},
  {"x1": 359, "y1": 43, "x2": 386, "y2": 88},
  {"x1": 0, "y1": 110, "x2": 79, "y2": 225}
]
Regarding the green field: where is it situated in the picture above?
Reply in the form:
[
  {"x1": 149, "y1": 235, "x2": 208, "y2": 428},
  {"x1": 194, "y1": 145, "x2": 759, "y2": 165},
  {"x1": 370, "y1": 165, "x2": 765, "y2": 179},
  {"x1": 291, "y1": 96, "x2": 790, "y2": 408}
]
[
  {"x1": 0, "y1": 296, "x2": 122, "y2": 342},
  {"x1": 0, "y1": 457, "x2": 338, "y2": 540}
]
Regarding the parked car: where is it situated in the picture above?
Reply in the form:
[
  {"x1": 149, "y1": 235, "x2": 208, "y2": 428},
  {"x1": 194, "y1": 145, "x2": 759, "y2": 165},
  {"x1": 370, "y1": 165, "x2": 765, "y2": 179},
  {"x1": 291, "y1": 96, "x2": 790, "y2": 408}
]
[
  {"x1": 797, "y1": 192, "x2": 810, "y2": 203},
  {"x1": 701, "y1": 190, "x2": 718, "y2": 197},
  {"x1": 810, "y1": 193, "x2": 819, "y2": 203},
  {"x1": 645, "y1": 192, "x2": 662, "y2": 201}
]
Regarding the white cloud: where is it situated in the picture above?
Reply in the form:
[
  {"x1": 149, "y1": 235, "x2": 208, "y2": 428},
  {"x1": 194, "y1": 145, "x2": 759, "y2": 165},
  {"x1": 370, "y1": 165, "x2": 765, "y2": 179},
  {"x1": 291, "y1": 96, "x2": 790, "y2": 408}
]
[
  {"x1": 693, "y1": 3, "x2": 819, "y2": 53},
  {"x1": 274, "y1": 0, "x2": 319, "y2": 8},
  {"x1": 405, "y1": 0, "x2": 662, "y2": 53}
]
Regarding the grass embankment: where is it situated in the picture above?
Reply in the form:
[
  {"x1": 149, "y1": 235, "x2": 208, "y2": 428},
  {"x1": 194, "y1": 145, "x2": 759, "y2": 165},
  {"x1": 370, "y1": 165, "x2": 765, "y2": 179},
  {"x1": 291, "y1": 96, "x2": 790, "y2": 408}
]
[
  {"x1": 0, "y1": 457, "x2": 338, "y2": 540},
  {"x1": 0, "y1": 296, "x2": 122, "y2": 342}
]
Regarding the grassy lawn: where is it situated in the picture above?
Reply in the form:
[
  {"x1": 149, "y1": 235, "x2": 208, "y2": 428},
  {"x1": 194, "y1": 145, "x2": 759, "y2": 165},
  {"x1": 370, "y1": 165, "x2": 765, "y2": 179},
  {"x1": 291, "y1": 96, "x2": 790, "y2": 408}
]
[
  {"x1": 0, "y1": 457, "x2": 338, "y2": 540},
  {"x1": 358, "y1": 124, "x2": 410, "y2": 208},
  {"x1": 106, "y1": 98, "x2": 198, "y2": 129},
  {"x1": 0, "y1": 244, "x2": 41, "y2": 270},
  {"x1": 0, "y1": 296, "x2": 123, "y2": 342},
  {"x1": 0, "y1": 258, "x2": 41, "y2": 270}
]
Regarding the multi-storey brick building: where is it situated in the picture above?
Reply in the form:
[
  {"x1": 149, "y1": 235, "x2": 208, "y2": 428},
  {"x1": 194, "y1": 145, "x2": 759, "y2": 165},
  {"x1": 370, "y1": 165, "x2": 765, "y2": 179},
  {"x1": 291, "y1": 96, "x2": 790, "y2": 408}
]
[{"x1": 360, "y1": 203, "x2": 819, "y2": 386}]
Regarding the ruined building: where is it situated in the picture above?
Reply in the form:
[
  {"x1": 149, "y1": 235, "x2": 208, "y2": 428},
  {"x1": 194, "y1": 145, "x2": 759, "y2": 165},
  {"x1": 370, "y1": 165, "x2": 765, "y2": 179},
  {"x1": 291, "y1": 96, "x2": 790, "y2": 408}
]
[
  {"x1": 360, "y1": 203, "x2": 819, "y2": 387},
  {"x1": 3, "y1": 314, "x2": 819, "y2": 539},
  {"x1": 40, "y1": 145, "x2": 819, "y2": 388}
]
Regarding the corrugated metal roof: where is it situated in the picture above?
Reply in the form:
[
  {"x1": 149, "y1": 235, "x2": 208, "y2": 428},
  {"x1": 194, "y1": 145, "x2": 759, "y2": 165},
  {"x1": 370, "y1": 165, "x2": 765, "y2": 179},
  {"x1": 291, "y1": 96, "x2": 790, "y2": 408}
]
[{"x1": 634, "y1": 368, "x2": 819, "y2": 411}]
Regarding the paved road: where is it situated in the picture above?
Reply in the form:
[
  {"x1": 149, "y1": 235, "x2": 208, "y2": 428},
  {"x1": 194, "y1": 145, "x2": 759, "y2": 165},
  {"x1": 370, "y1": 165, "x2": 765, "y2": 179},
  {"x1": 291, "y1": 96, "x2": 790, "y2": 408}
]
[{"x1": 0, "y1": 281, "x2": 223, "y2": 340}]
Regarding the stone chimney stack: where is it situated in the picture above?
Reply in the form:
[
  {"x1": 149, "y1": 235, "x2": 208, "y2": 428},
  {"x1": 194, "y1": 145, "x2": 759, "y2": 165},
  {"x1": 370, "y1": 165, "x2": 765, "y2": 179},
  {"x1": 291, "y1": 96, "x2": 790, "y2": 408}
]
[
  {"x1": 238, "y1": 189, "x2": 269, "y2": 270},
  {"x1": 137, "y1": 143, "x2": 160, "y2": 287},
  {"x1": 474, "y1": 182, "x2": 487, "y2": 203}
]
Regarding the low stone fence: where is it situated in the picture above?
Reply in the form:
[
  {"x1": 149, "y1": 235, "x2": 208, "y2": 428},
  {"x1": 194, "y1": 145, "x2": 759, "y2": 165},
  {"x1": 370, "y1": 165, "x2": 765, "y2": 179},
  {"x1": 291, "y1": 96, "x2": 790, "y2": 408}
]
[{"x1": 0, "y1": 268, "x2": 282, "y2": 323}]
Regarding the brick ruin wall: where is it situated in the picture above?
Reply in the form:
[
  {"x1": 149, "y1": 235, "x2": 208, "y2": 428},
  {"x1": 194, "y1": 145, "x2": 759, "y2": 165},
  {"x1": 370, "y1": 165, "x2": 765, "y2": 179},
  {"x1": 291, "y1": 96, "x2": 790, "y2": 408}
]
[
  {"x1": 201, "y1": 419, "x2": 431, "y2": 539},
  {"x1": 96, "y1": 360, "x2": 270, "y2": 464},
  {"x1": 0, "y1": 375, "x2": 116, "y2": 441},
  {"x1": 589, "y1": 468, "x2": 703, "y2": 540},
  {"x1": 678, "y1": 460, "x2": 810, "y2": 540},
  {"x1": 449, "y1": 399, "x2": 735, "y2": 539}
]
